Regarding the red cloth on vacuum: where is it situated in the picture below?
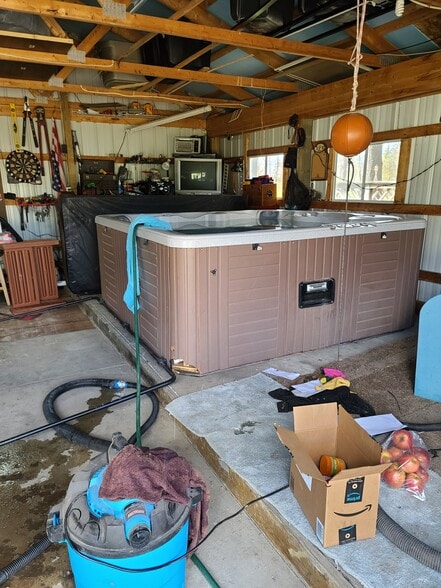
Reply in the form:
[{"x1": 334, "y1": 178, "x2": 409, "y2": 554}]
[{"x1": 98, "y1": 444, "x2": 209, "y2": 551}]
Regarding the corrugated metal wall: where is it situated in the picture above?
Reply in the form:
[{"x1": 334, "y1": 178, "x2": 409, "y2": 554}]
[
  {"x1": 218, "y1": 94, "x2": 441, "y2": 303},
  {"x1": 3, "y1": 204, "x2": 59, "y2": 242}
]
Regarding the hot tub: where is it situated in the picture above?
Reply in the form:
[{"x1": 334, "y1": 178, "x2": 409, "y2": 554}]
[{"x1": 96, "y1": 210, "x2": 425, "y2": 374}]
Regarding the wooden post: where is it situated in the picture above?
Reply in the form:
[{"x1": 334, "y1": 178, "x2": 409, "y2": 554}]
[{"x1": 59, "y1": 93, "x2": 77, "y2": 192}]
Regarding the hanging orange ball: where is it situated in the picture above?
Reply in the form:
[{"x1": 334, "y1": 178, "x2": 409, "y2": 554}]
[{"x1": 330, "y1": 112, "x2": 373, "y2": 157}]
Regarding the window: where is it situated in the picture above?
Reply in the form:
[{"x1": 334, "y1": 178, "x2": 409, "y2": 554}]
[
  {"x1": 248, "y1": 153, "x2": 285, "y2": 200},
  {"x1": 333, "y1": 141, "x2": 400, "y2": 202}
]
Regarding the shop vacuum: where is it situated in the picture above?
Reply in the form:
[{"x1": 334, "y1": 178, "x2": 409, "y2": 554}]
[{"x1": 47, "y1": 434, "x2": 199, "y2": 587}]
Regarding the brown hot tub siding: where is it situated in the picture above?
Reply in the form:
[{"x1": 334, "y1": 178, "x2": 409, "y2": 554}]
[
  {"x1": 340, "y1": 229, "x2": 424, "y2": 342},
  {"x1": 97, "y1": 226, "x2": 424, "y2": 374}
]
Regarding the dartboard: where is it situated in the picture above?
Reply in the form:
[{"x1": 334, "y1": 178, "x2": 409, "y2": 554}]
[{"x1": 6, "y1": 150, "x2": 42, "y2": 183}]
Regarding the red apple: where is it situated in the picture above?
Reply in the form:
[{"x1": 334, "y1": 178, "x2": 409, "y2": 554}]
[
  {"x1": 411, "y1": 447, "x2": 431, "y2": 471},
  {"x1": 391, "y1": 429, "x2": 413, "y2": 451},
  {"x1": 388, "y1": 446, "x2": 403, "y2": 461},
  {"x1": 381, "y1": 447, "x2": 402, "y2": 463},
  {"x1": 382, "y1": 463, "x2": 406, "y2": 488},
  {"x1": 417, "y1": 466, "x2": 429, "y2": 485},
  {"x1": 405, "y1": 472, "x2": 424, "y2": 495},
  {"x1": 398, "y1": 453, "x2": 420, "y2": 473}
]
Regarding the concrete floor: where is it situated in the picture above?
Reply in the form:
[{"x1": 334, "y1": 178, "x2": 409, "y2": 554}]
[
  {"x1": 0, "y1": 295, "x2": 439, "y2": 587},
  {"x1": 0, "y1": 297, "x2": 308, "y2": 588}
]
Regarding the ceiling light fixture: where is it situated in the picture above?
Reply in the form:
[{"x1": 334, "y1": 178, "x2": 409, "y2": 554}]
[
  {"x1": 128, "y1": 105, "x2": 213, "y2": 133},
  {"x1": 330, "y1": 0, "x2": 373, "y2": 158}
]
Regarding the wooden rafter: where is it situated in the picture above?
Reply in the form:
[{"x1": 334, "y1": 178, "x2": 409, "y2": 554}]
[
  {"x1": 0, "y1": 0, "x2": 383, "y2": 67},
  {"x1": 0, "y1": 47, "x2": 298, "y2": 93},
  {"x1": 120, "y1": 0, "x2": 208, "y2": 60},
  {"x1": 149, "y1": 0, "x2": 286, "y2": 100},
  {"x1": 207, "y1": 50, "x2": 441, "y2": 136},
  {"x1": 0, "y1": 0, "x2": 437, "y2": 132},
  {"x1": 0, "y1": 77, "x2": 247, "y2": 108}
]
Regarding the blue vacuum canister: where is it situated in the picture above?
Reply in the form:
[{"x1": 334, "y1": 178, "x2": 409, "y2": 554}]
[{"x1": 47, "y1": 450, "x2": 194, "y2": 588}]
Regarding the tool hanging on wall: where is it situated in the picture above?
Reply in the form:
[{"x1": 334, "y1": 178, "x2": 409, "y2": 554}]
[
  {"x1": 21, "y1": 96, "x2": 39, "y2": 149},
  {"x1": 6, "y1": 103, "x2": 42, "y2": 184},
  {"x1": 288, "y1": 113, "x2": 306, "y2": 148},
  {"x1": 10, "y1": 103, "x2": 21, "y2": 152},
  {"x1": 51, "y1": 118, "x2": 66, "y2": 191},
  {"x1": 36, "y1": 106, "x2": 49, "y2": 176},
  {"x1": 72, "y1": 130, "x2": 82, "y2": 170},
  {"x1": 35, "y1": 106, "x2": 65, "y2": 191},
  {"x1": 72, "y1": 130, "x2": 83, "y2": 193}
]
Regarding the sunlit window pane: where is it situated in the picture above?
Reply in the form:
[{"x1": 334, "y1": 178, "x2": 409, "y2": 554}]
[
  {"x1": 333, "y1": 141, "x2": 400, "y2": 201},
  {"x1": 249, "y1": 154, "x2": 284, "y2": 200}
]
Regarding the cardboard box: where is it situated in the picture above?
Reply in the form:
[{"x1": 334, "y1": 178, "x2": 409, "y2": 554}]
[
  {"x1": 243, "y1": 183, "x2": 278, "y2": 209},
  {"x1": 275, "y1": 403, "x2": 388, "y2": 548}
]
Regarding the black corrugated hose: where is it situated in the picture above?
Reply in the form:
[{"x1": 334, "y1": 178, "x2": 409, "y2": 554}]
[
  {"x1": 0, "y1": 536, "x2": 52, "y2": 585},
  {"x1": 377, "y1": 507, "x2": 441, "y2": 573},
  {"x1": 42, "y1": 377, "x2": 161, "y2": 453}
]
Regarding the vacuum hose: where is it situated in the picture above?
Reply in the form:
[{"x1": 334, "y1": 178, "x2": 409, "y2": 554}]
[
  {"x1": 377, "y1": 506, "x2": 441, "y2": 573},
  {"x1": 0, "y1": 536, "x2": 51, "y2": 585},
  {"x1": 42, "y1": 378, "x2": 162, "y2": 453}
]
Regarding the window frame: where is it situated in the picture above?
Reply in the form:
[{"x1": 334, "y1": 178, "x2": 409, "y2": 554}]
[
  {"x1": 246, "y1": 146, "x2": 289, "y2": 202},
  {"x1": 326, "y1": 138, "x2": 411, "y2": 204}
]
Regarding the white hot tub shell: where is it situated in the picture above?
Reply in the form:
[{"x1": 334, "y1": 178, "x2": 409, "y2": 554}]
[{"x1": 96, "y1": 210, "x2": 426, "y2": 374}]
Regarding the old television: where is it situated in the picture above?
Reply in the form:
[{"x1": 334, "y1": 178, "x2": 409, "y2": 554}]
[{"x1": 175, "y1": 157, "x2": 223, "y2": 196}]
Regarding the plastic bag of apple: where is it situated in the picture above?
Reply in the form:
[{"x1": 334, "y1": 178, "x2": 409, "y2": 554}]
[{"x1": 381, "y1": 429, "x2": 430, "y2": 500}]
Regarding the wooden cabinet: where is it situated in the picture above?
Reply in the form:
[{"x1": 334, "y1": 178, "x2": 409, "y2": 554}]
[
  {"x1": 243, "y1": 184, "x2": 278, "y2": 208},
  {"x1": 1, "y1": 240, "x2": 59, "y2": 311}
]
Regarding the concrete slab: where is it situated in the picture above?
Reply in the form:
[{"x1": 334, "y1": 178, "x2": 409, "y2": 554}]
[{"x1": 166, "y1": 373, "x2": 441, "y2": 588}]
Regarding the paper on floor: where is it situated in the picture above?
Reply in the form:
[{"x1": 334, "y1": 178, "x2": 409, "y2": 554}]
[{"x1": 355, "y1": 414, "x2": 404, "y2": 436}]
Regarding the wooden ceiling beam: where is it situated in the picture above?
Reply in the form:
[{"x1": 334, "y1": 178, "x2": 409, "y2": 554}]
[
  {"x1": 375, "y1": 4, "x2": 436, "y2": 34},
  {"x1": 140, "y1": 42, "x2": 217, "y2": 91},
  {"x1": 0, "y1": 77, "x2": 247, "y2": 108},
  {"x1": 56, "y1": 24, "x2": 111, "y2": 81},
  {"x1": 121, "y1": 0, "x2": 208, "y2": 59},
  {"x1": 50, "y1": 0, "x2": 132, "y2": 81},
  {"x1": 206, "y1": 50, "x2": 441, "y2": 136},
  {"x1": 149, "y1": 0, "x2": 289, "y2": 99},
  {"x1": 0, "y1": 47, "x2": 298, "y2": 92},
  {"x1": 157, "y1": 0, "x2": 227, "y2": 28},
  {"x1": 40, "y1": 15, "x2": 69, "y2": 38},
  {"x1": 157, "y1": 0, "x2": 287, "y2": 70},
  {"x1": 346, "y1": 23, "x2": 403, "y2": 55},
  {"x1": 0, "y1": 0, "x2": 383, "y2": 67}
]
